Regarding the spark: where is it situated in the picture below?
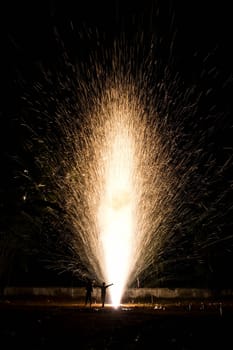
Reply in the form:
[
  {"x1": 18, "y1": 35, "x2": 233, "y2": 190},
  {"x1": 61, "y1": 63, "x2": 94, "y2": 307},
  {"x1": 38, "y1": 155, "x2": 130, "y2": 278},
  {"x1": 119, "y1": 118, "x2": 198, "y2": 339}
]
[
  {"x1": 17, "y1": 17, "x2": 233, "y2": 305},
  {"x1": 61, "y1": 85, "x2": 175, "y2": 307}
]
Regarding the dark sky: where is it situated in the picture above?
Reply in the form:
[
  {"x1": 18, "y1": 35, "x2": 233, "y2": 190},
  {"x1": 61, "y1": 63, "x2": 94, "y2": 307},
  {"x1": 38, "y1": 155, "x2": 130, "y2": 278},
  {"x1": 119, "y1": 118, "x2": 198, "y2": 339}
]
[{"x1": 1, "y1": 1, "x2": 233, "y2": 288}]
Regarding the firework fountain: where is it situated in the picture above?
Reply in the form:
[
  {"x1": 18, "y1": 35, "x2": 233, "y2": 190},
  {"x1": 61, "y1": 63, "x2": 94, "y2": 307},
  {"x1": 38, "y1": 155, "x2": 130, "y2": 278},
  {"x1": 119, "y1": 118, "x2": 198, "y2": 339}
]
[
  {"x1": 63, "y1": 83, "x2": 176, "y2": 307},
  {"x1": 19, "y1": 21, "x2": 233, "y2": 307}
]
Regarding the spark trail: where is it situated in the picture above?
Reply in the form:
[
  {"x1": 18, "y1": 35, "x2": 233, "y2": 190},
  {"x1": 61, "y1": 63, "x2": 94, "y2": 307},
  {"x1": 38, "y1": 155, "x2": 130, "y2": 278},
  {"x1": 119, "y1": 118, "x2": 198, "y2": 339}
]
[
  {"x1": 19, "y1": 28, "x2": 233, "y2": 305},
  {"x1": 22, "y1": 41, "x2": 177, "y2": 305},
  {"x1": 60, "y1": 83, "x2": 175, "y2": 306}
]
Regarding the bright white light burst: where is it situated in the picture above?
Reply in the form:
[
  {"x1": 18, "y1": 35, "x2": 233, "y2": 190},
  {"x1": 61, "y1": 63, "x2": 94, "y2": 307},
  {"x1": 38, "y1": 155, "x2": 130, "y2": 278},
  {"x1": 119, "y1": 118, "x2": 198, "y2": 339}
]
[{"x1": 98, "y1": 110, "x2": 137, "y2": 306}]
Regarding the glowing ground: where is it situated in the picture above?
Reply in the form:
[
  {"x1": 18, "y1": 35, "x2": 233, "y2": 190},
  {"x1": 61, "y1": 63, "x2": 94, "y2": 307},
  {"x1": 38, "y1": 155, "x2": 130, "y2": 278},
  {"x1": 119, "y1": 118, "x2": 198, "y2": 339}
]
[{"x1": 1, "y1": 297, "x2": 233, "y2": 349}]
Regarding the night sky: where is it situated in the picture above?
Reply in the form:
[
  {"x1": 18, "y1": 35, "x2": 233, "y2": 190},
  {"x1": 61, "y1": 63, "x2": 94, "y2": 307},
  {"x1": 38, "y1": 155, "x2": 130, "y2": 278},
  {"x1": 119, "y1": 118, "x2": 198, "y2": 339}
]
[{"x1": 1, "y1": 1, "x2": 233, "y2": 289}]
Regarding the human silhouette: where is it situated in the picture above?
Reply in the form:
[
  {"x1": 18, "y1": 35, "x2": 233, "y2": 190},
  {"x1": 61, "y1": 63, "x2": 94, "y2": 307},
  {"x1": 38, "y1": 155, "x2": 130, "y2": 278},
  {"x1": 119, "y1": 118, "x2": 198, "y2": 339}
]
[
  {"x1": 99, "y1": 282, "x2": 113, "y2": 308},
  {"x1": 85, "y1": 279, "x2": 93, "y2": 307}
]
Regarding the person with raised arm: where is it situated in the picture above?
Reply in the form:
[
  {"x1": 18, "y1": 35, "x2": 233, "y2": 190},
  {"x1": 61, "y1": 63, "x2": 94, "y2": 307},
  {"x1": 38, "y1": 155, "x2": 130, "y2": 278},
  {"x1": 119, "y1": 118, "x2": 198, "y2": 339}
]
[{"x1": 99, "y1": 282, "x2": 113, "y2": 308}]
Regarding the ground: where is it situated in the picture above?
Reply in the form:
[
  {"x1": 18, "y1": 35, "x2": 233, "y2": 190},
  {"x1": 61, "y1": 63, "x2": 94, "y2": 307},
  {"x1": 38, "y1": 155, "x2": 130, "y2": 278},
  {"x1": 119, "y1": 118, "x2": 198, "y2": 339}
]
[{"x1": 1, "y1": 298, "x2": 233, "y2": 349}]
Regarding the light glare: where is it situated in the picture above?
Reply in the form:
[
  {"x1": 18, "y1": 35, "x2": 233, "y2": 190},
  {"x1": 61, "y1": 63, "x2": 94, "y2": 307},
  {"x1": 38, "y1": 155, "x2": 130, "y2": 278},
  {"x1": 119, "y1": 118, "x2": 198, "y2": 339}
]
[{"x1": 98, "y1": 129, "x2": 136, "y2": 306}]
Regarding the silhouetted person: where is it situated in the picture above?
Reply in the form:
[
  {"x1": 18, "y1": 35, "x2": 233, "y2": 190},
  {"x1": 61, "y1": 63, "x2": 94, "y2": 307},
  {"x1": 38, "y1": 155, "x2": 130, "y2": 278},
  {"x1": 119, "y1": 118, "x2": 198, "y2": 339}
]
[
  {"x1": 99, "y1": 282, "x2": 113, "y2": 308},
  {"x1": 85, "y1": 279, "x2": 93, "y2": 307}
]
